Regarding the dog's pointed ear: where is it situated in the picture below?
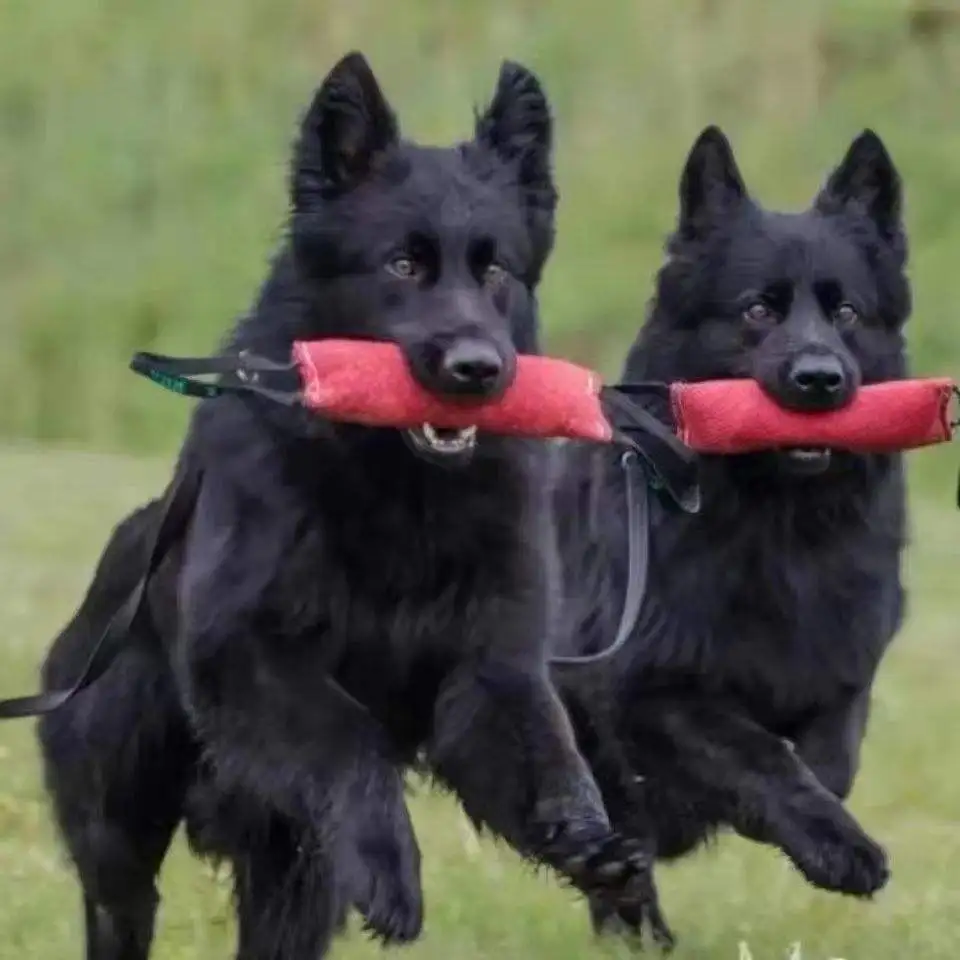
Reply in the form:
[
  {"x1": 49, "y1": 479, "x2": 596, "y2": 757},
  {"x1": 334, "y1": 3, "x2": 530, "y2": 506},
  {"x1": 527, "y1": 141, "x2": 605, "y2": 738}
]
[
  {"x1": 678, "y1": 126, "x2": 747, "y2": 240},
  {"x1": 474, "y1": 61, "x2": 555, "y2": 204},
  {"x1": 815, "y1": 130, "x2": 903, "y2": 247},
  {"x1": 293, "y1": 51, "x2": 399, "y2": 206}
]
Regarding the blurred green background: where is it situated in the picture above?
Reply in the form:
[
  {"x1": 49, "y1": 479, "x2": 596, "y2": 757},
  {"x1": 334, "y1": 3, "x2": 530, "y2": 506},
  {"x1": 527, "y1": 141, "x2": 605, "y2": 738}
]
[
  {"x1": 3, "y1": 0, "x2": 960, "y2": 453},
  {"x1": 2, "y1": 1, "x2": 960, "y2": 959}
]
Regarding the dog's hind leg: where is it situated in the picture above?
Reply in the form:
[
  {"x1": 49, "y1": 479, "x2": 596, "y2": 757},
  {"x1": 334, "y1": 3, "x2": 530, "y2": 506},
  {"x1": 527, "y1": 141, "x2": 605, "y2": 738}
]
[
  {"x1": 39, "y1": 642, "x2": 195, "y2": 960},
  {"x1": 198, "y1": 808, "x2": 345, "y2": 960},
  {"x1": 37, "y1": 504, "x2": 197, "y2": 960},
  {"x1": 81, "y1": 889, "x2": 160, "y2": 960},
  {"x1": 40, "y1": 648, "x2": 195, "y2": 960}
]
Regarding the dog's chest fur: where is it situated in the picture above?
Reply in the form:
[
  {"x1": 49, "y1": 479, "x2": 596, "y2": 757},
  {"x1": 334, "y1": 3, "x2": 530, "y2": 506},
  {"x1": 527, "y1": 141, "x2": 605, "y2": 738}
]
[
  {"x1": 632, "y1": 461, "x2": 906, "y2": 730},
  {"x1": 557, "y1": 445, "x2": 906, "y2": 733},
  {"x1": 204, "y1": 408, "x2": 547, "y2": 742}
]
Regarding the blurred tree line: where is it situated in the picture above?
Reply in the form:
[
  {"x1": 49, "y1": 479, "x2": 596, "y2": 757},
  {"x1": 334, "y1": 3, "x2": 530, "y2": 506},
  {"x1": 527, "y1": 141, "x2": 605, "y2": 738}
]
[{"x1": 1, "y1": 0, "x2": 958, "y2": 460}]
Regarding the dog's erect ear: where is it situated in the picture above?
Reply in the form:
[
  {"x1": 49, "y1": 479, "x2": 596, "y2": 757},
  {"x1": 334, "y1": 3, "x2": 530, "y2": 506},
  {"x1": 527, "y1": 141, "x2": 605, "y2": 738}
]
[
  {"x1": 474, "y1": 61, "x2": 557, "y2": 282},
  {"x1": 475, "y1": 61, "x2": 555, "y2": 204},
  {"x1": 678, "y1": 126, "x2": 747, "y2": 240},
  {"x1": 293, "y1": 51, "x2": 399, "y2": 206},
  {"x1": 815, "y1": 130, "x2": 903, "y2": 248}
]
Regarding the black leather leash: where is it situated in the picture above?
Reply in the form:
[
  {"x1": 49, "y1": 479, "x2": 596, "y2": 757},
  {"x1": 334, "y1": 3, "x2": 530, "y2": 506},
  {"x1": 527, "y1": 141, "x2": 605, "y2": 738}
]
[
  {"x1": 546, "y1": 383, "x2": 702, "y2": 667},
  {"x1": 549, "y1": 449, "x2": 651, "y2": 668},
  {"x1": 0, "y1": 462, "x2": 203, "y2": 719},
  {"x1": 0, "y1": 351, "x2": 700, "y2": 719},
  {"x1": 129, "y1": 349, "x2": 302, "y2": 403}
]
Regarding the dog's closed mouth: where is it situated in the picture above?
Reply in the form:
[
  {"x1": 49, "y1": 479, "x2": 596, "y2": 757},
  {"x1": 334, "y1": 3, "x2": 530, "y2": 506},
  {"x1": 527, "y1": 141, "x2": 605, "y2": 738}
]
[{"x1": 405, "y1": 424, "x2": 478, "y2": 459}]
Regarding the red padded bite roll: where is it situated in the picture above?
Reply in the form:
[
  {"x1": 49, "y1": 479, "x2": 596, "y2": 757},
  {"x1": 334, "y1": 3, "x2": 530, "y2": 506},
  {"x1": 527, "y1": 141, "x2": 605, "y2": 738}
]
[
  {"x1": 293, "y1": 339, "x2": 613, "y2": 442},
  {"x1": 671, "y1": 378, "x2": 955, "y2": 454}
]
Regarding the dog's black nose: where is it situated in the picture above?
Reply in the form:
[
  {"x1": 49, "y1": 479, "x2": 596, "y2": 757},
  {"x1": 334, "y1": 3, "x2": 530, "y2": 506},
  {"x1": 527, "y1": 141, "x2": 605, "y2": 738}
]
[
  {"x1": 439, "y1": 339, "x2": 504, "y2": 397},
  {"x1": 786, "y1": 354, "x2": 849, "y2": 409}
]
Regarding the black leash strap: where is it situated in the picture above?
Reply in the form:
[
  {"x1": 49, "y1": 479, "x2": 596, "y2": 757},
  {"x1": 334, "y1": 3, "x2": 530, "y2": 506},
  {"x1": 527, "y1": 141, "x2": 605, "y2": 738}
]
[
  {"x1": 550, "y1": 450, "x2": 650, "y2": 667},
  {"x1": 549, "y1": 385, "x2": 701, "y2": 666},
  {"x1": 0, "y1": 465, "x2": 202, "y2": 719},
  {"x1": 0, "y1": 352, "x2": 702, "y2": 718},
  {"x1": 129, "y1": 351, "x2": 301, "y2": 405},
  {"x1": 602, "y1": 382, "x2": 701, "y2": 515},
  {"x1": 131, "y1": 351, "x2": 703, "y2": 512}
]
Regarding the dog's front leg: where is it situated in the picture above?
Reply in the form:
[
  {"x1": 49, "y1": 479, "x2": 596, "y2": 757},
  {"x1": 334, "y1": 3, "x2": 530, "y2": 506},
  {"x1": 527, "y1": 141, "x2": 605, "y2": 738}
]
[
  {"x1": 428, "y1": 652, "x2": 673, "y2": 948},
  {"x1": 176, "y1": 477, "x2": 422, "y2": 953},
  {"x1": 620, "y1": 694, "x2": 889, "y2": 898},
  {"x1": 791, "y1": 688, "x2": 872, "y2": 800}
]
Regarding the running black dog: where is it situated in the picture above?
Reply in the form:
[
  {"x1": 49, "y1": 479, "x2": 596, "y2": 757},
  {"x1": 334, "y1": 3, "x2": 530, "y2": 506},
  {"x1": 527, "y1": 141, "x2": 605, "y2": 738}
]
[
  {"x1": 554, "y1": 126, "x2": 909, "y2": 942},
  {"x1": 37, "y1": 53, "x2": 664, "y2": 960}
]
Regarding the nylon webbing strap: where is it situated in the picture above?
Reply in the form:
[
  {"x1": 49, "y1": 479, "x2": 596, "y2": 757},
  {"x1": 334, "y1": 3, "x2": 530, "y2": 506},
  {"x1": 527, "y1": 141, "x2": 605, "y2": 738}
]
[
  {"x1": 550, "y1": 451, "x2": 651, "y2": 667},
  {"x1": 0, "y1": 465, "x2": 202, "y2": 718},
  {"x1": 129, "y1": 351, "x2": 301, "y2": 405},
  {"x1": 0, "y1": 354, "x2": 703, "y2": 717}
]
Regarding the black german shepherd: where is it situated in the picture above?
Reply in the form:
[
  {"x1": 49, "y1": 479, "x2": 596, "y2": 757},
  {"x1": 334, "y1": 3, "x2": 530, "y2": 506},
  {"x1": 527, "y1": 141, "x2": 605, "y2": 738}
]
[
  {"x1": 555, "y1": 126, "x2": 909, "y2": 942},
  {"x1": 37, "y1": 53, "x2": 663, "y2": 960}
]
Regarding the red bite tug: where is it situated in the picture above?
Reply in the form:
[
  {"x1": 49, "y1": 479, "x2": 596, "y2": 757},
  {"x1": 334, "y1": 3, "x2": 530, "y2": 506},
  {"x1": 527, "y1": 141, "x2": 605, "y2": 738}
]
[
  {"x1": 133, "y1": 339, "x2": 957, "y2": 458},
  {"x1": 293, "y1": 339, "x2": 614, "y2": 443},
  {"x1": 295, "y1": 340, "x2": 955, "y2": 456},
  {"x1": 671, "y1": 377, "x2": 956, "y2": 455}
]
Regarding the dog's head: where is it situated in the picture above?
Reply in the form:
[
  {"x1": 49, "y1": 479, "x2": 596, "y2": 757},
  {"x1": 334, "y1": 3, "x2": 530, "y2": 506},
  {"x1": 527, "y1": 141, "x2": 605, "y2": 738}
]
[
  {"x1": 287, "y1": 52, "x2": 556, "y2": 464},
  {"x1": 634, "y1": 126, "x2": 911, "y2": 478}
]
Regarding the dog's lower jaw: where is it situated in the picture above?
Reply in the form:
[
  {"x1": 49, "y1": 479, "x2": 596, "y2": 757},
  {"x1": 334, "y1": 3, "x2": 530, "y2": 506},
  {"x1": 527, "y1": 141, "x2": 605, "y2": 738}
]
[
  {"x1": 777, "y1": 448, "x2": 832, "y2": 476},
  {"x1": 403, "y1": 425, "x2": 478, "y2": 468}
]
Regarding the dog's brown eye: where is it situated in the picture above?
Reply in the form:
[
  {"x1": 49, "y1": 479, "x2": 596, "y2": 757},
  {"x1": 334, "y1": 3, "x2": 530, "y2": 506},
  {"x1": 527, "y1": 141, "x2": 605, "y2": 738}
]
[
  {"x1": 386, "y1": 256, "x2": 418, "y2": 279},
  {"x1": 834, "y1": 303, "x2": 859, "y2": 326},
  {"x1": 744, "y1": 301, "x2": 775, "y2": 324}
]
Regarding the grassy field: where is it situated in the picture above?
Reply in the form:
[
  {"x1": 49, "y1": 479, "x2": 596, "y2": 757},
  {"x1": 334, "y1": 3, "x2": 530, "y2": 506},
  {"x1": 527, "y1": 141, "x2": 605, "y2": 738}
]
[
  {"x1": 2, "y1": 0, "x2": 960, "y2": 452},
  {"x1": 0, "y1": 443, "x2": 958, "y2": 960},
  {"x1": 3, "y1": 1, "x2": 960, "y2": 958}
]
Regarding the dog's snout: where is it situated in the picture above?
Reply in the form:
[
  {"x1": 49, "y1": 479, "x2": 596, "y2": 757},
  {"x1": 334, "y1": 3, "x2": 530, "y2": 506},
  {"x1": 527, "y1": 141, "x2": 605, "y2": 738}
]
[
  {"x1": 438, "y1": 339, "x2": 505, "y2": 397},
  {"x1": 790, "y1": 354, "x2": 844, "y2": 394},
  {"x1": 785, "y1": 353, "x2": 851, "y2": 410}
]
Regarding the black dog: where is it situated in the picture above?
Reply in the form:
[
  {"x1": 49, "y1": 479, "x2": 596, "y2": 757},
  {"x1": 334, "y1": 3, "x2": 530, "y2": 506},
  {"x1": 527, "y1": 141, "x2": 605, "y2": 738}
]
[
  {"x1": 37, "y1": 53, "x2": 663, "y2": 960},
  {"x1": 553, "y1": 126, "x2": 909, "y2": 941}
]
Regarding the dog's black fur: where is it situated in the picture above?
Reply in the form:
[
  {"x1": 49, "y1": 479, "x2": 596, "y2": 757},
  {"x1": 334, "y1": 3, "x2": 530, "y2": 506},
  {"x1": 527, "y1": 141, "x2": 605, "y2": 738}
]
[
  {"x1": 553, "y1": 126, "x2": 910, "y2": 942},
  {"x1": 37, "y1": 53, "x2": 663, "y2": 960}
]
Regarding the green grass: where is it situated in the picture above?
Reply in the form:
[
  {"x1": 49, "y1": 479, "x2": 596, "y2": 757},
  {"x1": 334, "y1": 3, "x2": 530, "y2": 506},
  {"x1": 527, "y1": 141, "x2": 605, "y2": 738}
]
[
  {"x1": 2, "y1": 1, "x2": 960, "y2": 956},
  {"x1": 3, "y1": 0, "x2": 960, "y2": 453},
  {"x1": 0, "y1": 444, "x2": 958, "y2": 959}
]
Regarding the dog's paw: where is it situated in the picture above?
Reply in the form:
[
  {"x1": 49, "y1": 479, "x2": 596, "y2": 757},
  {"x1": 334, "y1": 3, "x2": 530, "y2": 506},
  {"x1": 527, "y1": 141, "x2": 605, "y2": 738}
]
[
  {"x1": 356, "y1": 867, "x2": 424, "y2": 946},
  {"x1": 590, "y1": 888, "x2": 677, "y2": 953},
  {"x1": 342, "y1": 780, "x2": 424, "y2": 944},
  {"x1": 527, "y1": 786, "x2": 673, "y2": 947},
  {"x1": 784, "y1": 814, "x2": 890, "y2": 898},
  {"x1": 534, "y1": 823, "x2": 673, "y2": 948},
  {"x1": 351, "y1": 833, "x2": 424, "y2": 945}
]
